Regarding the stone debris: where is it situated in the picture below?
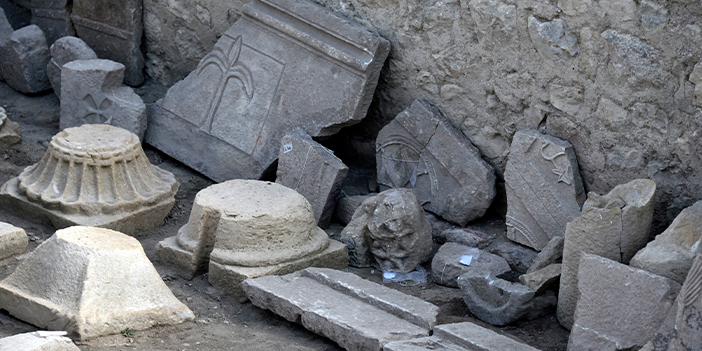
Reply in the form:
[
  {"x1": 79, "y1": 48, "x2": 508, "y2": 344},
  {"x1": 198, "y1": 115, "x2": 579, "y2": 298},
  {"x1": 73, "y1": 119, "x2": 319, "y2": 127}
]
[
  {"x1": 242, "y1": 267, "x2": 439, "y2": 351},
  {"x1": 0, "y1": 331, "x2": 80, "y2": 351},
  {"x1": 383, "y1": 322, "x2": 540, "y2": 351},
  {"x1": 435, "y1": 227, "x2": 492, "y2": 249},
  {"x1": 0, "y1": 221, "x2": 27, "y2": 261},
  {"x1": 276, "y1": 131, "x2": 348, "y2": 228},
  {"x1": 334, "y1": 194, "x2": 373, "y2": 225},
  {"x1": 0, "y1": 24, "x2": 51, "y2": 94},
  {"x1": 71, "y1": 0, "x2": 144, "y2": 86},
  {"x1": 631, "y1": 200, "x2": 702, "y2": 284},
  {"x1": 0, "y1": 107, "x2": 21, "y2": 151},
  {"x1": 691, "y1": 61, "x2": 702, "y2": 107},
  {"x1": 569, "y1": 254, "x2": 680, "y2": 351},
  {"x1": 29, "y1": 0, "x2": 71, "y2": 45},
  {"x1": 339, "y1": 188, "x2": 433, "y2": 273},
  {"x1": 146, "y1": 0, "x2": 389, "y2": 182},
  {"x1": 527, "y1": 236, "x2": 564, "y2": 274},
  {"x1": 59, "y1": 59, "x2": 146, "y2": 139},
  {"x1": 527, "y1": 16, "x2": 579, "y2": 63},
  {"x1": 519, "y1": 264, "x2": 561, "y2": 294},
  {"x1": 505, "y1": 129, "x2": 585, "y2": 251},
  {"x1": 490, "y1": 240, "x2": 539, "y2": 274},
  {"x1": 47, "y1": 36, "x2": 98, "y2": 98},
  {"x1": 156, "y1": 180, "x2": 348, "y2": 299},
  {"x1": 431, "y1": 242, "x2": 511, "y2": 288},
  {"x1": 376, "y1": 99, "x2": 496, "y2": 226},
  {"x1": 0, "y1": 226, "x2": 195, "y2": 340},
  {"x1": 558, "y1": 179, "x2": 656, "y2": 329},
  {"x1": 0, "y1": 7, "x2": 12, "y2": 82},
  {"x1": 0, "y1": 124, "x2": 178, "y2": 235}
]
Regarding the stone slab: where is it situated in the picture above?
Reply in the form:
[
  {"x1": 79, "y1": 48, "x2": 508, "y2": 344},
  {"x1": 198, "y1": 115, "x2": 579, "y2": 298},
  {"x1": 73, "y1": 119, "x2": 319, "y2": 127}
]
[
  {"x1": 0, "y1": 331, "x2": 79, "y2": 351},
  {"x1": 0, "y1": 221, "x2": 27, "y2": 260},
  {"x1": 505, "y1": 129, "x2": 585, "y2": 251},
  {"x1": 145, "y1": 0, "x2": 389, "y2": 182},
  {"x1": 376, "y1": 99, "x2": 496, "y2": 226},
  {"x1": 276, "y1": 131, "x2": 348, "y2": 228},
  {"x1": 29, "y1": 0, "x2": 71, "y2": 45},
  {"x1": 431, "y1": 242, "x2": 511, "y2": 288},
  {"x1": 47, "y1": 36, "x2": 98, "y2": 98},
  {"x1": 0, "y1": 24, "x2": 51, "y2": 93},
  {"x1": 242, "y1": 267, "x2": 439, "y2": 351}
]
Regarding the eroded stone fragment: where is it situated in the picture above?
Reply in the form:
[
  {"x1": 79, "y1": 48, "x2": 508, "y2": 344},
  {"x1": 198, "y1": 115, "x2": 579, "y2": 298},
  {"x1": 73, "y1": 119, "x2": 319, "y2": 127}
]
[
  {"x1": 0, "y1": 226, "x2": 195, "y2": 340},
  {"x1": 376, "y1": 99, "x2": 495, "y2": 226},
  {"x1": 666, "y1": 254, "x2": 702, "y2": 350},
  {"x1": 146, "y1": 0, "x2": 389, "y2": 181},
  {"x1": 519, "y1": 264, "x2": 561, "y2": 294},
  {"x1": 276, "y1": 131, "x2": 348, "y2": 228},
  {"x1": 71, "y1": 0, "x2": 144, "y2": 86},
  {"x1": 0, "y1": 221, "x2": 27, "y2": 260},
  {"x1": 0, "y1": 107, "x2": 22, "y2": 151},
  {"x1": 527, "y1": 16, "x2": 579, "y2": 62},
  {"x1": 60, "y1": 59, "x2": 146, "y2": 139},
  {"x1": 47, "y1": 36, "x2": 98, "y2": 97},
  {"x1": 436, "y1": 227, "x2": 492, "y2": 249},
  {"x1": 431, "y1": 242, "x2": 511, "y2": 288},
  {"x1": 691, "y1": 62, "x2": 702, "y2": 107},
  {"x1": 334, "y1": 194, "x2": 373, "y2": 225},
  {"x1": 0, "y1": 8, "x2": 12, "y2": 82},
  {"x1": 0, "y1": 331, "x2": 79, "y2": 351},
  {"x1": 527, "y1": 236, "x2": 564, "y2": 274},
  {"x1": 383, "y1": 322, "x2": 539, "y2": 351},
  {"x1": 569, "y1": 254, "x2": 680, "y2": 351},
  {"x1": 601, "y1": 29, "x2": 665, "y2": 84},
  {"x1": 0, "y1": 125, "x2": 178, "y2": 235},
  {"x1": 243, "y1": 267, "x2": 439, "y2": 351},
  {"x1": 0, "y1": 24, "x2": 51, "y2": 93},
  {"x1": 490, "y1": 240, "x2": 539, "y2": 274},
  {"x1": 29, "y1": 0, "x2": 71, "y2": 45},
  {"x1": 505, "y1": 129, "x2": 585, "y2": 250}
]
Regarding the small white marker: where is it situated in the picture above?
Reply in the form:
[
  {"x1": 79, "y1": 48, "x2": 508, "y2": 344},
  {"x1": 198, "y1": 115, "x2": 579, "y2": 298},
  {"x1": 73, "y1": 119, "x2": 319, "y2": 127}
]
[{"x1": 283, "y1": 143, "x2": 293, "y2": 153}]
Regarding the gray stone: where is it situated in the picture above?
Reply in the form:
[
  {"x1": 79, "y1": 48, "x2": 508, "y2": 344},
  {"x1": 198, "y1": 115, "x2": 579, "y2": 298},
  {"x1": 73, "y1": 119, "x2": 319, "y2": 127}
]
[
  {"x1": 242, "y1": 267, "x2": 439, "y2": 351},
  {"x1": 436, "y1": 227, "x2": 492, "y2": 249},
  {"x1": 568, "y1": 254, "x2": 680, "y2": 351},
  {"x1": 601, "y1": 29, "x2": 665, "y2": 85},
  {"x1": 527, "y1": 16, "x2": 579, "y2": 63},
  {"x1": 0, "y1": 107, "x2": 22, "y2": 151},
  {"x1": 490, "y1": 240, "x2": 539, "y2": 274},
  {"x1": 505, "y1": 129, "x2": 585, "y2": 251},
  {"x1": 519, "y1": 264, "x2": 561, "y2": 294},
  {"x1": 0, "y1": 8, "x2": 12, "y2": 81},
  {"x1": 376, "y1": 99, "x2": 496, "y2": 226},
  {"x1": 0, "y1": 331, "x2": 80, "y2": 351},
  {"x1": 383, "y1": 322, "x2": 539, "y2": 351},
  {"x1": 145, "y1": 0, "x2": 389, "y2": 182},
  {"x1": 334, "y1": 194, "x2": 373, "y2": 225},
  {"x1": 71, "y1": 0, "x2": 144, "y2": 86},
  {"x1": 59, "y1": 59, "x2": 146, "y2": 140},
  {"x1": 0, "y1": 221, "x2": 27, "y2": 260},
  {"x1": 665, "y1": 254, "x2": 702, "y2": 350},
  {"x1": 0, "y1": 24, "x2": 51, "y2": 93},
  {"x1": 691, "y1": 62, "x2": 702, "y2": 107},
  {"x1": 29, "y1": 0, "x2": 71, "y2": 45},
  {"x1": 276, "y1": 131, "x2": 348, "y2": 228},
  {"x1": 47, "y1": 36, "x2": 97, "y2": 98},
  {"x1": 527, "y1": 236, "x2": 564, "y2": 274},
  {"x1": 558, "y1": 179, "x2": 656, "y2": 329},
  {"x1": 457, "y1": 269, "x2": 557, "y2": 326},
  {"x1": 640, "y1": 0, "x2": 669, "y2": 31},
  {"x1": 431, "y1": 242, "x2": 511, "y2": 288}
]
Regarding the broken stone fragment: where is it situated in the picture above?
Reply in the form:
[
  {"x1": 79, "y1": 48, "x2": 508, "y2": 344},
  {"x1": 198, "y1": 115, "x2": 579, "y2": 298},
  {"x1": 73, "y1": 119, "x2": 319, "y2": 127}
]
[
  {"x1": 0, "y1": 7, "x2": 12, "y2": 82},
  {"x1": 60, "y1": 59, "x2": 146, "y2": 139},
  {"x1": 29, "y1": 0, "x2": 72, "y2": 45},
  {"x1": 436, "y1": 227, "x2": 493, "y2": 249},
  {"x1": 690, "y1": 62, "x2": 702, "y2": 107},
  {"x1": 519, "y1": 263, "x2": 561, "y2": 294},
  {"x1": 0, "y1": 107, "x2": 22, "y2": 151},
  {"x1": 0, "y1": 331, "x2": 80, "y2": 351},
  {"x1": 376, "y1": 99, "x2": 496, "y2": 226},
  {"x1": 489, "y1": 240, "x2": 539, "y2": 274},
  {"x1": 601, "y1": 29, "x2": 665, "y2": 85},
  {"x1": 665, "y1": 254, "x2": 702, "y2": 349},
  {"x1": 384, "y1": 322, "x2": 540, "y2": 351},
  {"x1": 334, "y1": 193, "x2": 374, "y2": 225},
  {"x1": 47, "y1": 36, "x2": 98, "y2": 98},
  {"x1": 0, "y1": 221, "x2": 27, "y2": 261},
  {"x1": 0, "y1": 226, "x2": 195, "y2": 340},
  {"x1": 431, "y1": 242, "x2": 511, "y2": 288},
  {"x1": 0, "y1": 24, "x2": 51, "y2": 94},
  {"x1": 527, "y1": 236, "x2": 564, "y2": 274},
  {"x1": 527, "y1": 16, "x2": 579, "y2": 63}
]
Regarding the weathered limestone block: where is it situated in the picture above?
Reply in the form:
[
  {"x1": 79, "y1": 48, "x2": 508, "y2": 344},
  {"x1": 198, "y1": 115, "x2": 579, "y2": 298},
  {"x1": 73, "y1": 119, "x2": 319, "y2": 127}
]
[
  {"x1": 0, "y1": 331, "x2": 80, "y2": 351},
  {"x1": 527, "y1": 16, "x2": 579, "y2": 63},
  {"x1": 0, "y1": 24, "x2": 51, "y2": 93},
  {"x1": 334, "y1": 194, "x2": 373, "y2": 225},
  {"x1": 558, "y1": 179, "x2": 656, "y2": 329},
  {"x1": 519, "y1": 264, "x2": 561, "y2": 294},
  {"x1": 383, "y1": 322, "x2": 539, "y2": 351},
  {"x1": 631, "y1": 200, "x2": 702, "y2": 284},
  {"x1": 29, "y1": 0, "x2": 71, "y2": 45},
  {"x1": 242, "y1": 267, "x2": 439, "y2": 351},
  {"x1": 568, "y1": 254, "x2": 680, "y2": 351},
  {"x1": 376, "y1": 99, "x2": 496, "y2": 226},
  {"x1": 527, "y1": 236, "x2": 564, "y2": 274},
  {"x1": 0, "y1": 221, "x2": 27, "y2": 260},
  {"x1": 505, "y1": 129, "x2": 585, "y2": 251},
  {"x1": 71, "y1": 0, "x2": 144, "y2": 86},
  {"x1": 146, "y1": 0, "x2": 389, "y2": 182},
  {"x1": 0, "y1": 107, "x2": 22, "y2": 151},
  {"x1": 431, "y1": 242, "x2": 511, "y2": 288},
  {"x1": 435, "y1": 227, "x2": 492, "y2": 249},
  {"x1": 276, "y1": 131, "x2": 348, "y2": 228},
  {"x1": 0, "y1": 226, "x2": 195, "y2": 340},
  {"x1": 47, "y1": 36, "x2": 97, "y2": 97},
  {"x1": 0, "y1": 125, "x2": 178, "y2": 235}
]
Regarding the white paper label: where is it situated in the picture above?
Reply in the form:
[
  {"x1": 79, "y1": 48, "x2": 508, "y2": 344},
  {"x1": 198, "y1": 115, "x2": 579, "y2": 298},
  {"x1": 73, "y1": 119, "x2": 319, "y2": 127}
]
[
  {"x1": 459, "y1": 255, "x2": 473, "y2": 266},
  {"x1": 283, "y1": 144, "x2": 293, "y2": 153}
]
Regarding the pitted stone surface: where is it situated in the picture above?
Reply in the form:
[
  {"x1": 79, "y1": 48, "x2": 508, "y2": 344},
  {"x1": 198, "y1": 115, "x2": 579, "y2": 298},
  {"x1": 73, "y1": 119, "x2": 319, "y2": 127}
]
[
  {"x1": 145, "y1": 0, "x2": 389, "y2": 182},
  {"x1": 0, "y1": 24, "x2": 51, "y2": 94},
  {"x1": 376, "y1": 99, "x2": 495, "y2": 226},
  {"x1": 0, "y1": 124, "x2": 178, "y2": 235},
  {"x1": 0, "y1": 331, "x2": 80, "y2": 351},
  {"x1": 0, "y1": 221, "x2": 27, "y2": 261},
  {"x1": 47, "y1": 36, "x2": 98, "y2": 98},
  {"x1": 0, "y1": 226, "x2": 195, "y2": 340},
  {"x1": 242, "y1": 267, "x2": 439, "y2": 351},
  {"x1": 0, "y1": 107, "x2": 21, "y2": 151},
  {"x1": 431, "y1": 242, "x2": 511, "y2": 288}
]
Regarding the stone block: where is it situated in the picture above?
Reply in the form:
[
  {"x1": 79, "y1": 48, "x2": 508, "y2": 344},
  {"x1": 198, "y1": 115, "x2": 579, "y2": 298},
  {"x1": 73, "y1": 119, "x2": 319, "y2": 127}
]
[
  {"x1": 558, "y1": 179, "x2": 656, "y2": 329},
  {"x1": 29, "y1": 0, "x2": 71, "y2": 45},
  {"x1": 527, "y1": 236, "x2": 564, "y2": 274},
  {"x1": 0, "y1": 226, "x2": 195, "y2": 340},
  {"x1": 489, "y1": 240, "x2": 539, "y2": 274},
  {"x1": 276, "y1": 131, "x2": 348, "y2": 228},
  {"x1": 0, "y1": 331, "x2": 79, "y2": 351},
  {"x1": 0, "y1": 221, "x2": 27, "y2": 260},
  {"x1": 334, "y1": 194, "x2": 373, "y2": 225},
  {"x1": 47, "y1": 36, "x2": 97, "y2": 97},
  {"x1": 505, "y1": 129, "x2": 585, "y2": 250},
  {"x1": 631, "y1": 200, "x2": 702, "y2": 284},
  {"x1": 0, "y1": 107, "x2": 21, "y2": 151},
  {"x1": 71, "y1": 0, "x2": 144, "y2": 86},
  {"x1": 0, "y1": 125, "x2": 178, "y2": 235},
  {"x1": 666, "y1": 254, "x2": 702, "y2": 350},
  {"x1": 383, "y1": 322, "x2": 539, "y2": 351},
  {"x1": 59, "y1": 59, "x2": 146, "y2": 139},
  {"x1": 431, "y1": 242, "x2": 511, "y2": 288},
  {"x1": 519, "y1": 264, "x2": 561, "y2": 294},
  {"x1": 376, "y1": 99, "x2": 495, "y2": 226},
  {"x1": 568, "y1": 254, "x2": 680, "y2": 351},
  {"x1": 435, "y1": 227, "x2": 492, "y2": 249},
  {"x1": 0, "y1": 7, "x2": 11, "y2": 82},
  {"x1": 145, "y1": 0, "x2": 389, "y2": 182},
  {"x1": 0, "y1": 24, "x2": 51, "y2": 93},
  {"x1": 242, "y1": 267, "x2": 439, "y2": 351}
]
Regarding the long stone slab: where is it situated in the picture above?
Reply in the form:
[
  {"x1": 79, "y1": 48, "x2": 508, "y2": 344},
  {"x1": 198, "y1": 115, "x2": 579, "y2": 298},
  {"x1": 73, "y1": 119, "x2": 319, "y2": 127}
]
[
  {"x1": 242, "y1": 267, "x2": 439, "y2": 351},
  {"x1": 145, "y1": 0, "x2": 389, "y2": 182}
]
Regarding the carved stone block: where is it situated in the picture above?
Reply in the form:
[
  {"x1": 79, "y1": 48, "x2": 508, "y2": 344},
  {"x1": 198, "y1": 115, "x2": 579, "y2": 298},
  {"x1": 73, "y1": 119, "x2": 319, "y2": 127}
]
[
  {"x1": 0, "y1": 24, "x2": 51, "y2": 94},
  {"x1": 666, "y1": 254, "x2": 702, "y2": 350},
  {"x1": 505, "y1": 129, "x2": 585, "y2": 251},
  {"x1": 376, "y1": 99, "x2": 496, "y2": 226},
  {"x1": 71, "y1": 0, "x2": 144, "y2": 86},
  {"x1": 29, "y1": 0, "x2": 71, "y2": 45},
  {"x1": 0, "y1": 124, "x2": 179, "y2": 235},
  {"x1": 145, "y1": 0, "x2": 389, "y2": 182},
  {"x1": 47, "y1": 36, "x2": 97, "y2": 98},
  {"x1": 0, "y1": 107, "x2": 22, "y2": 151}
]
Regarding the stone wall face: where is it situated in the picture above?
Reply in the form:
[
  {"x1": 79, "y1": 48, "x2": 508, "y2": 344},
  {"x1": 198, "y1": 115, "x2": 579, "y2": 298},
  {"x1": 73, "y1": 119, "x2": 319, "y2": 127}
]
[{"x1": 144, "y1": 0, "x2": 702, "y2": 228}]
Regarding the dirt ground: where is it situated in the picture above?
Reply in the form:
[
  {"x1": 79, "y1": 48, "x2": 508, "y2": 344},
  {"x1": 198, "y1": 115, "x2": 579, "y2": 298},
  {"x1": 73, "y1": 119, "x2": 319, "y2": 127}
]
[{"x1": 0, "y1": 80, "x2": 569, "y2": 350}]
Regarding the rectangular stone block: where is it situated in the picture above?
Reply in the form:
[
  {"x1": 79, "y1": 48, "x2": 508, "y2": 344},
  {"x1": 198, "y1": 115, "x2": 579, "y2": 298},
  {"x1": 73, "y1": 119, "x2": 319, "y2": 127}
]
[
  {"x1": 0, "y1": 221, "x2": 27, "y2": 260},
  {"x1": 145, "y1": 0, "x2": 389, "y2": 182},
  {"x1": 383, "y1": 322, "x2": 539, "y2": 351},
  {"x1": 0, "y1": 24, "x2": 51, "y2": 93},
  {"x1": 30, "y1": 0, "x2": 71, "y2": 45}
]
